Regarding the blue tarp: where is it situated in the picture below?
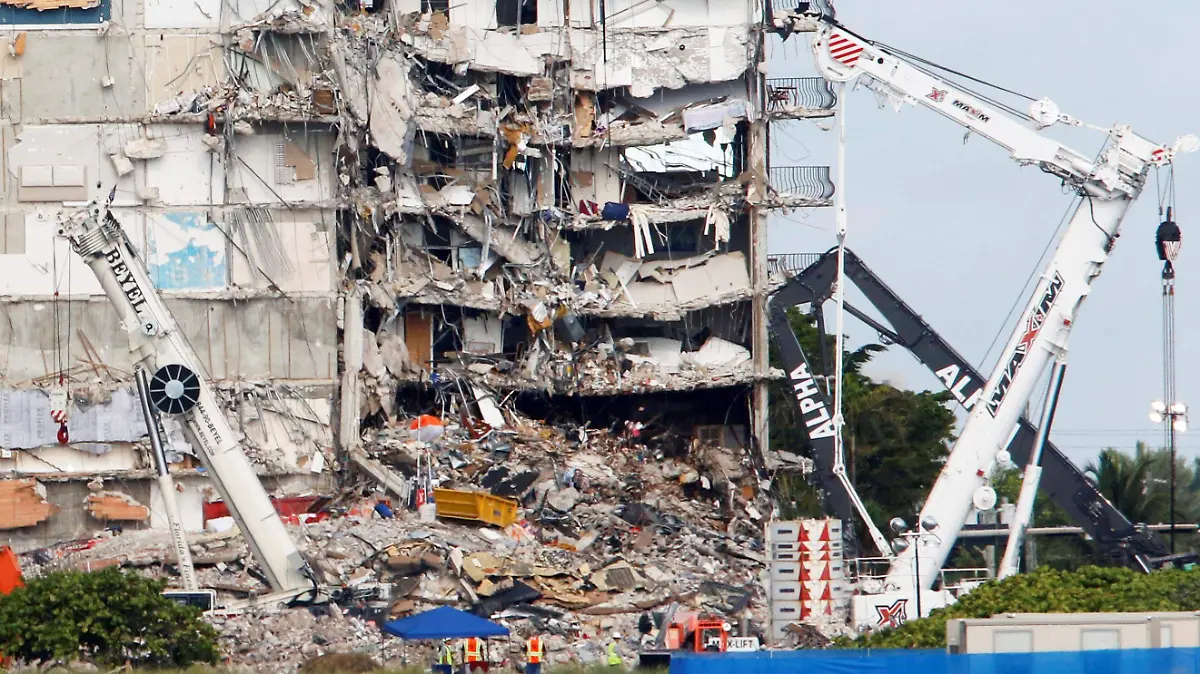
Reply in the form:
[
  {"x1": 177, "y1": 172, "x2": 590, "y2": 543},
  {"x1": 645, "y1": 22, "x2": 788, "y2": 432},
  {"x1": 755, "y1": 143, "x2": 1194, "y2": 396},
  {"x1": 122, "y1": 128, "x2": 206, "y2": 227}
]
[
  {"x1": 381, "y1": 606, "x2": 510, "y2": 640},
  {"x1": 669, "y1": 647, "x2": 1200, "y2": 674}
]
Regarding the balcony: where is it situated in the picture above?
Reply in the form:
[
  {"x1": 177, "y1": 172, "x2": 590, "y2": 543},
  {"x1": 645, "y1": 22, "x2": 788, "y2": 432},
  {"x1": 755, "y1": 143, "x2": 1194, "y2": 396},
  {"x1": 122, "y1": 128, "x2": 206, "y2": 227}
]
[
  {"x1": 766, "y1": 77, "x2": 836, "y2": 118},
  {"x1": 768, "y1": 165, "x2": 835, "y2": 206},
  {"x1": 770, "y1": 0, "x2": 830, "y2": 9},
  {"x1": 767, "y1": 253, "x2": 823, "y2": 277}
]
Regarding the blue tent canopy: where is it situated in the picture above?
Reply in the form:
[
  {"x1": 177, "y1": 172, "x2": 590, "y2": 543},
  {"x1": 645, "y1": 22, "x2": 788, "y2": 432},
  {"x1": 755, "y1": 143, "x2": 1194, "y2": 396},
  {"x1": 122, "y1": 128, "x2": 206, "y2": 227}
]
[{"x1": 381, "y1": 606, "x2": 510, "y2": 640}]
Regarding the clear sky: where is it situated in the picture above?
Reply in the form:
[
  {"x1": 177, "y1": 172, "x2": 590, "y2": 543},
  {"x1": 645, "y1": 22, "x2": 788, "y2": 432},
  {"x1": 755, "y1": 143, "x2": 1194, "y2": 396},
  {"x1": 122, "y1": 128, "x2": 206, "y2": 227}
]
[{"x1": 766, "y1": 1, "x2": 1200, "y2": 467}]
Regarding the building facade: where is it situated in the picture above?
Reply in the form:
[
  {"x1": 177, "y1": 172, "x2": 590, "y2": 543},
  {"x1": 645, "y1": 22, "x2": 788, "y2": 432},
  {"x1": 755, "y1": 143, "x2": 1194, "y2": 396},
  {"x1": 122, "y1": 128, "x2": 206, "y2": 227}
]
[{"x1": 0, "y1": 0, "x2": 831, "y2": 547}]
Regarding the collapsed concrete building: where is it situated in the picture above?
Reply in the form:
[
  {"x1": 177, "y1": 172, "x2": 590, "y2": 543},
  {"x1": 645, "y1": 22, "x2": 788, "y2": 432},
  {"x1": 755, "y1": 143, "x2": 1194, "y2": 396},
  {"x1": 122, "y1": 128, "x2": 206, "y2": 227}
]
[{"x1": 0, "y1": 0, "x2": 837, "y2": 619}]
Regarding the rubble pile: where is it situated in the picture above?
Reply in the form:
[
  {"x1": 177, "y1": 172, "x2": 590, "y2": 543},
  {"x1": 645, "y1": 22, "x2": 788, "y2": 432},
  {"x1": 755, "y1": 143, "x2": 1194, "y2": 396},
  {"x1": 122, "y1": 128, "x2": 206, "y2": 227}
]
[
  {"x1": 16, "y1": 408, "x2": 778, "y2": 670},
  {"x1": 341, "y1": 409, "x2": 772, "y2": 626}
]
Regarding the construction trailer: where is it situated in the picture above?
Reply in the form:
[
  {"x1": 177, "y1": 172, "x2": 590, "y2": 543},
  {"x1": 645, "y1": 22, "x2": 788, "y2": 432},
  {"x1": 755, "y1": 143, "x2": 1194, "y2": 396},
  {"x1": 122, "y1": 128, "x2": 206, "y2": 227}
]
[{"x1": 947, "y1": 612, "x2": 1200, "y2": 654}]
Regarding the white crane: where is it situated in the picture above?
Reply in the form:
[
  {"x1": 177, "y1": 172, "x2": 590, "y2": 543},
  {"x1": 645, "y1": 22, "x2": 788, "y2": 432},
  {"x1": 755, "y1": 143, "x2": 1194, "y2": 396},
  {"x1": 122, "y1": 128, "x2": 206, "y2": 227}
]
[
  {"x1": 57, "y1": 200, "x2": 314, "y2": 595},
  {"x1": 809, "y1": 21, "x2": 1197, "y2": 610}
]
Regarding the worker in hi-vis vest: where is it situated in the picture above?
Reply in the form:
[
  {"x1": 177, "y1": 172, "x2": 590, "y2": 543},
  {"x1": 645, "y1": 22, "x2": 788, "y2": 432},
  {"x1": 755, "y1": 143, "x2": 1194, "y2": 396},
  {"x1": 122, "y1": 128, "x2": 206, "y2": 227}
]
[
  {"x1": 525, "y1": 634, "x2": 545, "y2": 674},
  {"x1": 464, "y1": 636, "x2": 488, "y2": 673},
  {"x1": 606, "y1": 634, "x2": 622, "y2": 667},
  {"x1": 434, "y1": 640, "x2": 455, "y2": 674}
]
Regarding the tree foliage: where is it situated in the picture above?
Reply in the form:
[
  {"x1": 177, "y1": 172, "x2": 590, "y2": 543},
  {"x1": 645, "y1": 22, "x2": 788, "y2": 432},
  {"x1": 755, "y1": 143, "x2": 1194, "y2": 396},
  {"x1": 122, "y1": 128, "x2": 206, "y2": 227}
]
[
  {"x1": 953, "y1": 441, "x2": 1200, "y2": 571},
  {"x1": 768, "y1": 307, "x2": 957, "y2": 531},
  {"x1": 0, "y1": 568, "x2": 218, "y2": 667},
  {"x1": 1086, "y1": 443, "x2": 1200, "y2": 527},
  {"x1": 838, "y1": 565, "x2": 1200, "y2": 649}
]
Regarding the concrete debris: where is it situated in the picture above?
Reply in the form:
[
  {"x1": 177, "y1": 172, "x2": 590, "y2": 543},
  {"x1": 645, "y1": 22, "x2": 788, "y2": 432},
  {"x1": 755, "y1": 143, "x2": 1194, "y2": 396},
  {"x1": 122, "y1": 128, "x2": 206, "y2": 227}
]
[
  {"x1": 84, "y1": 491, "x2": 150, "y2": 521},
  {"x1": 368, "y1": 55, "x2": 416, "y2": 161},
  {"x1": 123, "y1": 136, "x2": 168, "y2": 160},
  {"x1": 545, "y1": 486, "x2": 580, "y2": 513},
  {"x1": 10, "y1": 401, "x2": 771, "y2": 669},
  {"x1": 109, "y1": 152, "x2": 135, "y2": 177},
  {"x1": 0, "y1": 479, "x2": 58, "y2": 529}
]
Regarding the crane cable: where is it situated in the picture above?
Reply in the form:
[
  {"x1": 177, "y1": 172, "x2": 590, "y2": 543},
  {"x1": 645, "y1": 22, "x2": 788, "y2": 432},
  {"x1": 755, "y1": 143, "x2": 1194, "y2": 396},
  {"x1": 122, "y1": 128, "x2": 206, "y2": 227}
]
[
  {"x1": 1157, "y1": 164, "x2": 1179, "y2": 460},
  {"x1": 1153, "y1": 162, "x2": 1181, "y2": 552},
  {"x1": 50, "y1": 240, "x2": 73, "y2": 444},
  {"x1": 866, "y1": 39, "x2": 1038, "y2": 122}
]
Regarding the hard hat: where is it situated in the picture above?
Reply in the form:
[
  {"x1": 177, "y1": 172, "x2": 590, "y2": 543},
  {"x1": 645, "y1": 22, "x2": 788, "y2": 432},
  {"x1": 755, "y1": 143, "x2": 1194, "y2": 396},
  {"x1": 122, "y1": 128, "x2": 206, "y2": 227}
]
[{"x1": 612, "y1": 633, "x2": 621, "y2": 639}]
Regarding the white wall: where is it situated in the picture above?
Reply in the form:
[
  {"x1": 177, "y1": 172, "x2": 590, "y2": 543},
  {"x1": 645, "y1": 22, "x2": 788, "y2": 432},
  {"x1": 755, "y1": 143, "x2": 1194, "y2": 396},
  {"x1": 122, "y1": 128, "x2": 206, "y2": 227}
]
[
  {"x1": 463, "y1": 315, "x2": 503, "y2": 353},
  {"x1": 0, "y1": 209, "x2": 145, "y2": 296},
  {"x1": 538, "y1": 0, "x2": 565, "y2": 26},
  {"x1": 0, "y1": 444, "x2": 140, "y2": 474},
  {"x1": 228, "y1": 132, "x2": 336, "y2": 205},
  {"x1": 229, "y1": 212, "x2": 334, "y2": 293},
  {"x1": 571, "y1": 147, "x2": 623, "y2": 204},
  {"x1": 145, "y1": 36, "x2": 224, "y2": 109},
  {"x1": 150, "y1": 476, "x2": 208, "y2": 533},
  {"x1": 144, "y1": 0, "x2": 222, "y2": 29},
  {"x1": 145, "y1": 125, "x2": 227, "y2": 207},
  {"x1": 8, "y1": 125, "x2": 139, "y2": 208},
  {"x1": 453, "y1": 0, "x2": 499, "y2": 31}
]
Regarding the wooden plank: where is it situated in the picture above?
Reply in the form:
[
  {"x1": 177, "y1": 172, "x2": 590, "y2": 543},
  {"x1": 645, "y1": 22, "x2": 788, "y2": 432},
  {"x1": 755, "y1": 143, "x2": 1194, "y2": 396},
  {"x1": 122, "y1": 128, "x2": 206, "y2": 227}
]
[{"x1": 404, "y1": 310, "x2": 433, "y2": 371}]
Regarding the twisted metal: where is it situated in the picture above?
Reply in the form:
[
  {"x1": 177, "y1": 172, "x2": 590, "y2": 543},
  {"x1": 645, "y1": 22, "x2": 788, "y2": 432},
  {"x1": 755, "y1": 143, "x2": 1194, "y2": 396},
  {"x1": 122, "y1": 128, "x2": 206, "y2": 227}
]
[
  {"x1": 766, "y1": 77, "x2": 837, "y2": 111},
  {"x1": 768, "y1": 166, "x2": 836, "y2": 200},
  {"x1": 766, "y1": 252, "x2": 823, "y2": 277}
]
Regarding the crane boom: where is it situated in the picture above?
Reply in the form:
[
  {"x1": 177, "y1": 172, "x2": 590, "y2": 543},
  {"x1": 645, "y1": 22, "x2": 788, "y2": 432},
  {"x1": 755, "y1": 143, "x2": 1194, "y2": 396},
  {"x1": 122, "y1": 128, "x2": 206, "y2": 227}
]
[
  {"x1": 811, "y1": 21, "x2": 1195, "y2": 593},
  {"x1": 772, "y1": 248, "x2": 1191, "y2": 569},
  {"x1": 56, "y1": 204, "x2": 312, "y2": 594},
  {"x1": 770, "y1": 302, "x2": 893, "y2": 559}
]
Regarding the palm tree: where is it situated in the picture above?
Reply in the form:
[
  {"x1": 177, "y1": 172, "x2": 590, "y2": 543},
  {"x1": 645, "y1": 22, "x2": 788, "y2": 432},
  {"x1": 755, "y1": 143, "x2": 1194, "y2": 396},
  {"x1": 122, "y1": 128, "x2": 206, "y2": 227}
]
[
  {"x1": 1085, "y1": 444, "x2": 1168, "y2": 525},
  {"x1": 1143, "y1": 445, "x2": 1200, "y2": 526}
]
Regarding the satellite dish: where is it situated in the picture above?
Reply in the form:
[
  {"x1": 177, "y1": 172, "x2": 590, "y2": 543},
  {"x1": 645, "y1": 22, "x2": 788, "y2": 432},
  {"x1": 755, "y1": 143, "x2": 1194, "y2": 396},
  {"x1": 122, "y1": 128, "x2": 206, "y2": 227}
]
[
  {"x1": 973, "y1": 486, "x2": 998, "y2": 511},
  {"x1": 149, "y1": 364, "x2": 201, "y2": 415}
]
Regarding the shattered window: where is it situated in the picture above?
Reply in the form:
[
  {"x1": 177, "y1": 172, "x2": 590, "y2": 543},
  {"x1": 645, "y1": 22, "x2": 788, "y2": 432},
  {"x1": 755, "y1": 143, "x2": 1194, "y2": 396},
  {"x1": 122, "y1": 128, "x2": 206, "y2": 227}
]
[
  {"x1": 496, "y1": 0, "x2": 536, "y2": 28},
  {"x1": 663, "y1": 224, "x2": 701, "y2": 255},
  {"x1": 412, "y1": 56, "x2": 464, "y2": 96},
  {"x1": 0, "y1": 0, "x2": 110, "y2": 26},
  {"x1": 496, "y1": 74, "x2": 527, "y2": 108}
]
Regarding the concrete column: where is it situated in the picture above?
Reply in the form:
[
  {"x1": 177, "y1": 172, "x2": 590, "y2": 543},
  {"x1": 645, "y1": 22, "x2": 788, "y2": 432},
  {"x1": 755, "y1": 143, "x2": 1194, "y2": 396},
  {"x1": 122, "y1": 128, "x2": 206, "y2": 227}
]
[
  {"x1": 748, "y1": 29, "x2": 772, "y2": 467},
  {"x1": 337, "y1": 286, "x2": 364, "y2": 456}
]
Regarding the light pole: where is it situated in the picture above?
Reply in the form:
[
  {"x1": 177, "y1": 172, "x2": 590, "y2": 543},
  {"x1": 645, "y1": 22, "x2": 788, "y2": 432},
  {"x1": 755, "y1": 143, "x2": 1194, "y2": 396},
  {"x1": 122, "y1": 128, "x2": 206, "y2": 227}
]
[
  {"x1": 1150, "y1": 400, "x2": 1188, "y2": 553},
  {"x1": 889, "y1": 515, "x2": 940, "y2": 620}
]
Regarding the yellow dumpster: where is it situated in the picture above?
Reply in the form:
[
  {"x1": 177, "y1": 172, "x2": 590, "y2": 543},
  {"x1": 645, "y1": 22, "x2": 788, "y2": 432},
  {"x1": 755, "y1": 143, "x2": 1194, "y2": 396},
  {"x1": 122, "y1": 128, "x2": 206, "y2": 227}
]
[{"x1": 433, "y1": 488, "x2": 519, "y2": 527}]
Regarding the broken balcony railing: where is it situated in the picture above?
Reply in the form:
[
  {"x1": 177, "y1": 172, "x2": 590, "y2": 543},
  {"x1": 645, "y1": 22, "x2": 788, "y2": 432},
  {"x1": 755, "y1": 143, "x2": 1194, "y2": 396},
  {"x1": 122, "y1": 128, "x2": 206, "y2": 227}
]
[
  {"x1": 766, "y1": 77, "x2": 837, "y2": 111},
  {"x1": 768, "y1": 166, "x2": 835, "y2": 201},
  {"x1": 770, "y1": 0, "x2": 833, "y2": 16},
  {"x1": 767, "y1": 253, "x2": 822, "y2": 277}
]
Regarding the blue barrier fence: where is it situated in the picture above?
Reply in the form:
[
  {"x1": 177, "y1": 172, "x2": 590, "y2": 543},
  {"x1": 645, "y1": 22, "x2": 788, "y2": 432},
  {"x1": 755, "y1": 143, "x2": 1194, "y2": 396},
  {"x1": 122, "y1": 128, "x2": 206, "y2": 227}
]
[{"x1": 670, "y1": 647, "x2": 1200, "y2": 674}]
